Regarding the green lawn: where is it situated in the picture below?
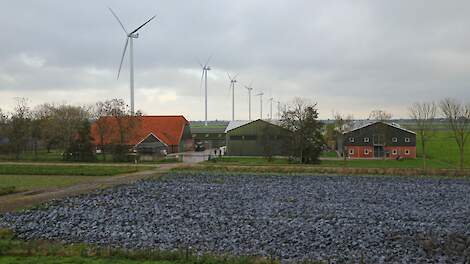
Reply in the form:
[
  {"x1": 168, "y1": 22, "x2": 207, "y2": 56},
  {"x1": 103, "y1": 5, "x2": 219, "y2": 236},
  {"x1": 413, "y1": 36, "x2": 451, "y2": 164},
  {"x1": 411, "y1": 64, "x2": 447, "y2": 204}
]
[
  {"x1": 320, "y1": 150, "x2": 338, "y2": 158},
  {"x1": 0, "y1": 164, "x2": 148, "y2": 176},
  {"x1": 0, "y1": 150, "x2": 63, "y2": 162}
]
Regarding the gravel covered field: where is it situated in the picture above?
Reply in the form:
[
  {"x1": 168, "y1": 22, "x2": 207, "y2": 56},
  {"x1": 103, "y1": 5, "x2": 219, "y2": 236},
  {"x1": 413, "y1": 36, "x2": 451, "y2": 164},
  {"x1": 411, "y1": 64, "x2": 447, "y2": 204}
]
[{"x1": 1, "y1": 172, "x2": 470, "y2": 263}]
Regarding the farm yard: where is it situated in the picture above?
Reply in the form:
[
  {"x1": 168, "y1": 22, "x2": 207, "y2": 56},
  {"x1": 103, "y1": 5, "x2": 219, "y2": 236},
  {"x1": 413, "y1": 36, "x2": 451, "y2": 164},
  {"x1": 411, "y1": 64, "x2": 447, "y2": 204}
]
[{"x1": 1, "y1": 172, "x2": 470, "y2": 263}]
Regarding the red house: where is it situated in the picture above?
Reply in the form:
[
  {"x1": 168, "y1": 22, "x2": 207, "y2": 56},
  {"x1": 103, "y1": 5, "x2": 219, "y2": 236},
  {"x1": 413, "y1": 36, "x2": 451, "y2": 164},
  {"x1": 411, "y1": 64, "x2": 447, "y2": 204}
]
[
  {"x1": 341, "y1": 121, "x2": 416, "y2": 159},
  {"x1": 90, "y1": 115, "x2": 193, "y2": 155}
]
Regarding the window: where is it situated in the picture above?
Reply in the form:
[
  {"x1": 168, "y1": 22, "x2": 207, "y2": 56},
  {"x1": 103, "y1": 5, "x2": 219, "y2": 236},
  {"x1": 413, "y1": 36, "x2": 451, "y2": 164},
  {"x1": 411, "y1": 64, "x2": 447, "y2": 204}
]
[
  {"x1": 364, "y1": 149, "x2": 369, "y2": 155},
  {"x1": 349, "y1": 149, "x2": 354, "y2": 155},
  {"x1": 405, "y1": 149, "x2": 410, "y2": 155},
  {"x1": 405, "y1": 138, "x2": 411, "y2": 143},
  {"x1": 364, "y1": 137, "x2": 370, "y2": 143},
  {"x1": 349, "y1": 137, "x2": 355, "y2": 143},
  {"x1": 392, "y1": 149, "x2": 398, "y2": 155},
  {"x1": 392, "y1": 137, "x2": 398, "y2": 143}
]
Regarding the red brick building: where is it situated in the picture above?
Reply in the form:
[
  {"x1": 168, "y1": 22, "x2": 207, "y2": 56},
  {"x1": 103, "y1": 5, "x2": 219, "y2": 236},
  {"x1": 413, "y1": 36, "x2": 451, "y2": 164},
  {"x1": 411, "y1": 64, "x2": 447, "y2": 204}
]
[{"x1": 341, "y1": 122, "x2": 416, "y2": 159}]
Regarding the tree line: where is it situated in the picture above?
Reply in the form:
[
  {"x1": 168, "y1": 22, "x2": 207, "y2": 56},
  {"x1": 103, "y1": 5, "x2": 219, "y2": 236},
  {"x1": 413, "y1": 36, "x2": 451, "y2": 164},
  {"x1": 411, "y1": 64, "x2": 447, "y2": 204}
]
[{"x1": 0, "y1": 98, "x2": 139, "y2": 161}]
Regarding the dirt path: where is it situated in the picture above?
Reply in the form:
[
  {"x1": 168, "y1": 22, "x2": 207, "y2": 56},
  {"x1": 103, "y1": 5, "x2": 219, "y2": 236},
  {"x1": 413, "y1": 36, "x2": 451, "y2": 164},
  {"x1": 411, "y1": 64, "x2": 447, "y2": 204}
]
[{"x1": 0, "y1": 163, "x2": 188, "y2": 213}]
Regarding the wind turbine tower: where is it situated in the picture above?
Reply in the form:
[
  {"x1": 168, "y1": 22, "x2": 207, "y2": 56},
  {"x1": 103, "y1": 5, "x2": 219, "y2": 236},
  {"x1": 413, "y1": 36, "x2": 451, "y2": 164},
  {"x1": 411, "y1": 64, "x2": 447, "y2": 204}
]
[
  {"x1": 255, "y1": 91, "x2": 264, "y2": 119},
  {"x1": 227, "y1": 73, "x2": 239, "y2": 121},
  {"x1": 244, "y1": 81, "x2": 253, "y2": 121},
  {"x1": 109, "y1": 8, "x2": 156, "y2": 115},
  {"x1": 199, "y1": 57, "x2": 212, "y2": 126},
  {"x1": 269, "y1": 97, "x2": 274, "y2": 120},
  {"x1": 277, "y1": 100, "x2": 281, "y2": 120}
]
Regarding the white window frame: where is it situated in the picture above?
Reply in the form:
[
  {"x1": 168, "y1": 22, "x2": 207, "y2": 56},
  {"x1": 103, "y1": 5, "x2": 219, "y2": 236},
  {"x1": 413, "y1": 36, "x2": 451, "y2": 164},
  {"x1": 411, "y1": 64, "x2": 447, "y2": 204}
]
[
  {"x1": 349, "y1": 148, "x2": 354, "y2": 155},
  {"x1": 349, "y1": 137, "x2": 355, "y2": 143},
  {"x1": 364, "y1": 137, "x2": 370, "y2": 143},
  {"x1": 405, "y1": 149, "x2": 410, "y2": 155},
  {"x1": 392, "y1": 149, "x2": 398, "y2": 155},
  {"x1": 364, "y1": 149, "x2": 369, "y2": 155},
  {"x1": 405, "y1": 137, "x2": 411, "y2": 143},
  {"x1": 392, "y1": 137, "x2": 398, "y2": 143}
]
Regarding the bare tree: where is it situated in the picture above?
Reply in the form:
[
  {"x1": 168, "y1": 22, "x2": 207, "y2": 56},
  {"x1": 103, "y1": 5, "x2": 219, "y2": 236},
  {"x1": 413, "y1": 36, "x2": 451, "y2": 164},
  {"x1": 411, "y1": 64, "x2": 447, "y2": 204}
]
[
  {"x1": 409, "y1": 101, "x2": 437, "y2": 170},
  {"x1": 440, "y1": 98, "x2": 470, "y2": 170},
  {"x1": 7, "y1": 98, "x2": 31, "y2": 159},
  {"x1": 330, "y1": 111, "x2": 355, "y2": 158},
  {"x1": 332, "y1": 111, "x2": 354, "y2": 134},
  {"x1": 369, "y1": 110, "x2": 392, "y2": 121},
  {"x1": 92, "y1": 100, "x2": 115, "y2": 160}
]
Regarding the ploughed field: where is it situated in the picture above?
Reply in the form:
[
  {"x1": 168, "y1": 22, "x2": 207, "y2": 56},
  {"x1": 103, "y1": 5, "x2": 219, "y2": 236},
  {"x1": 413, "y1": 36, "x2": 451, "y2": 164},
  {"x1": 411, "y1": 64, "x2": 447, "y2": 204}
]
[{"x1": 1, "y1": 172, "x2": 470, "y2": 263}]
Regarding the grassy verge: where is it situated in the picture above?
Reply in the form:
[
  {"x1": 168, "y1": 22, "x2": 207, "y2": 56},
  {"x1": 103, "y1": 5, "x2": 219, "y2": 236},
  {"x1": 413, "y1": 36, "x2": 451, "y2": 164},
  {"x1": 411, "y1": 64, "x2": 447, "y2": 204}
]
[
  {"x1": 0, "y1": 229, "x2": 281, "y2": 264},
  {"x1": 0, "y1": 186, "x2": 16, "y2": 196},
  {"x1": 0, "y1": 164, "x2": 151, "y2": 176},
  {"x1": 175, "y1": 164, "x2": 470, "y2": 178},
  {"x1": 0, "y1": 175, "x2": 108, "y2": 193}
]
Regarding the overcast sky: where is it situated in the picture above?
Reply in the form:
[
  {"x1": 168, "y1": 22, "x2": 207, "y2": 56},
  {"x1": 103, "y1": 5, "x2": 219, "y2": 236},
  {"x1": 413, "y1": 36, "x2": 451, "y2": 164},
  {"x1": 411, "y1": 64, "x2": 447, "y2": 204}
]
[{"x1": 1, "y1": 0, "x2": 470, "y2": 120}]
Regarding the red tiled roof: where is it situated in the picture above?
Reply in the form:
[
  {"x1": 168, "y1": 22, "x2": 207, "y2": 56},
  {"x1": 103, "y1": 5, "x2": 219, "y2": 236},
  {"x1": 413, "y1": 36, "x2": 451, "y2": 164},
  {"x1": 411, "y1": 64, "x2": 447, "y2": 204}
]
[{"x1": 90, "y1": 115, "x2": 189, "y2": 146}]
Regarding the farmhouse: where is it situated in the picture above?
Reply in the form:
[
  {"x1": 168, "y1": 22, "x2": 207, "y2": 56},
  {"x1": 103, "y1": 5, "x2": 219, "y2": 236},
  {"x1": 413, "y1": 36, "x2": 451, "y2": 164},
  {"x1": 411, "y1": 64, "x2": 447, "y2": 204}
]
[
  {"x1": 225, "y1": 119, "x2": 292, "y2": 156},
  {"x1": 90, "y1": 115, "x2": 192, "y2": 157},
  {"x1": 339, "y1": 121, "x2": 416, "y2": 159}
]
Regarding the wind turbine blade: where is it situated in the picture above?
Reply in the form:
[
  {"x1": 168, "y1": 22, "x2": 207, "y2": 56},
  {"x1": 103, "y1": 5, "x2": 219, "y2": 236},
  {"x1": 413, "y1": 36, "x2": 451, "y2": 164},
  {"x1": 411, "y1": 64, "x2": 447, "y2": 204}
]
[
  {"x1": 196, "y1": 57, "x2": 204, "y2": 68},
  {"x1": 205, "y1": 54, "x2": 213, "y2": 66},
  {"x1": 130, "y1": 15, "x2": 157, "y2": 34},
  {"x1": 117, "y1": 37, "x2": 129, "y2": 79},
  {"x1": 233, "y1": 73, "x2": 239, "y2": 80},
  {"x1": 227, "y1": 72, "x2": 232, "y2": 81},
  {"x1": 108, "y1": 7, "x2": 128, "y2": 35}
]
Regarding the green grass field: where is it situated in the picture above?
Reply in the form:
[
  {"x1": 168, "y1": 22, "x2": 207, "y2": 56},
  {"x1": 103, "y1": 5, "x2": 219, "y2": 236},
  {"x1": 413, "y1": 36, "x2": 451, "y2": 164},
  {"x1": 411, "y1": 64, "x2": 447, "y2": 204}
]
[
  {"x1": 417, "y1": 131, "x2": 470, "y2": 168},
  {"x1": 0, "y1": 164, "x2": 147, "y2": 176},
  {"x1": 0, "y1": 164, "x2": 153, "y2": 194}
]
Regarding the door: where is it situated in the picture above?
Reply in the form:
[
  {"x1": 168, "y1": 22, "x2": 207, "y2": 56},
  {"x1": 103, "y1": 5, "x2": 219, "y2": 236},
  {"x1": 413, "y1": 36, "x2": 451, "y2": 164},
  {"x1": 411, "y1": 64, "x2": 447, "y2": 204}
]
[{"x1": 374, "y1": 146, "x2": 384, "y2": 158}]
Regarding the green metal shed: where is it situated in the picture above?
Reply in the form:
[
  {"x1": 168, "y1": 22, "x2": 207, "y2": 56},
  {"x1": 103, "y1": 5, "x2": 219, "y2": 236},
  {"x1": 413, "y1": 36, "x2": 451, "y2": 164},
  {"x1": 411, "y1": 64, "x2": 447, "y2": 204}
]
[{"x1": 225, "y1": 119, "x2": 292, "y2": 156}]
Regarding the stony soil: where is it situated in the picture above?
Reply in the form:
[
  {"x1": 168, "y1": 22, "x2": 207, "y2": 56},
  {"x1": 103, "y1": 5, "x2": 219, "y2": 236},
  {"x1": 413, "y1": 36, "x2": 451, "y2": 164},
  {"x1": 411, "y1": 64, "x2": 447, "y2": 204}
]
[{"x1": 1, "y1": 172, "x2": 470, "y2": 263}]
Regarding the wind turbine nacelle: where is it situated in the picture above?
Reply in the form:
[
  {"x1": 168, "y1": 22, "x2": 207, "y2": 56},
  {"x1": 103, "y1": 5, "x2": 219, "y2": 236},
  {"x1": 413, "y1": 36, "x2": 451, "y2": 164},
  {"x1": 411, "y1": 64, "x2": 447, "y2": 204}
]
[{"x1": 131, "y1": 33, "x2": 140, "y2": 38}]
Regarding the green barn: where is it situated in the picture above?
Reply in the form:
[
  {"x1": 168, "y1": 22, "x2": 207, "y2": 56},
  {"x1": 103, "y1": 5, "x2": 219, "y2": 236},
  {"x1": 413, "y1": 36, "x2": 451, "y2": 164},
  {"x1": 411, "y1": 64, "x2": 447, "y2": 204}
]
[{"x1": 225, "y1": 119, "x2": 292, "y2": 156}]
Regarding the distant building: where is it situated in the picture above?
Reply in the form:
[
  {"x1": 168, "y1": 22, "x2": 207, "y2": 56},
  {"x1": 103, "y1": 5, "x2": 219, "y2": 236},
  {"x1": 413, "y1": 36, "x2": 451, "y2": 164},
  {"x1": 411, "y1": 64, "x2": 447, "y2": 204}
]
[
  {"x1": 225, "y1": 119, "x2": 292, "y2": 156},
  {"x1": 90, "y1": 115, "x2": 192, "y2": 159},
  {"x1": 339, "y1": 121, "x2": 416, "y2": 159},
  {"x1": 190, "y1": 126, "x2": 227, "y2": 149}
]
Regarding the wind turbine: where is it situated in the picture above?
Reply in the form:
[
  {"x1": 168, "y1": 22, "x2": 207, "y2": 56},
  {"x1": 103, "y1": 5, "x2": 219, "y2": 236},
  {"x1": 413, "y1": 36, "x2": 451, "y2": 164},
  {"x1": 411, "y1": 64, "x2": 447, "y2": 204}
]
[
  {"x1": 109, "y1": 7, "x2": 156, "y2": 115},
  {"x1": 227, "y1": 73, "x2": 239, "y2": 121},
  {"x1": 199, "y1": 57, "x2": 212, "y2": 126},
  {"x1": 277, "y1": 100, "x2": 281, "y2": 120},
  {"x1": 269, "y1": 97, "x2": 274, "y2": 120},
  {"x1": 244, "y1": 81, "x2": 253, "y2": 121},
  {"x1": 255, "y1": 91, "x2": 264, "y2": 119}
]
